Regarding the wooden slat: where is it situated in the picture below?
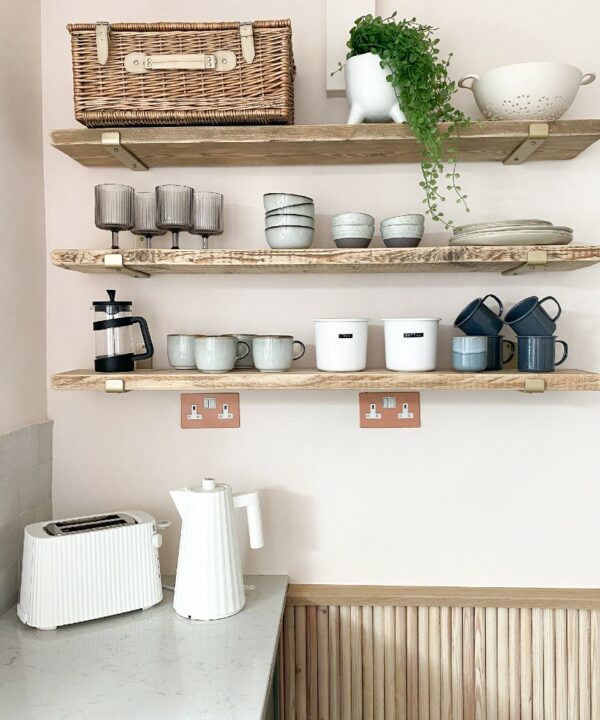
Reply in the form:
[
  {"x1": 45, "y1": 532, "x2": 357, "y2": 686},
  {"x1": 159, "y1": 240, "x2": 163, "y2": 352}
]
[
  {"x1": 532, "y1": 609, "x2": 544, "y2": 720},
  {"x1": 452, "y1": 607, "x2": 464, "y2": 720},
  {"x1": 375, "y1": 607, "x2": 386, "y2": 720},
  {"x1": 384, "y1": 606, "x2": 396, "y2": 720},
  {"x1": 329, "y1": 606, "x2": 341, "y2": 720},
  {"x1": 396, "y1": 606, "x2": 408, "y2": 720},
  {"x1": 317, "y1": 607, "x2": 329, "y2": 720},
  {"x1": 486, "y1": 608, "x2": 499, "y2": 720},
  {"x1": 520, "y1": 609, "x2": 533, "y2": 720},
  {"x1": 474, "y1": 607, "x2": 487, "y2": 720},
  {"x1": 508, "y1": 609, "x2": 520, "y2": 720},
  {"x1": 351, "y1": 606, "x2": 363, "y2": 720},
  {"x1": 296, "y1": 606, "x2": 308, "y2": 720},
  {"x1": 419, "y1": 606, "x2": 431, "y2": 720},
  {"x1": 52, "y1": 368, "x2": 600, "y2": 393},
  {"x1": 544, "y1": 609, "x2": 556, "y2": 720},
  {"x1": 51, "y1": 246, "x2": 600, "y2": 276},
  {"x1": 567, "y1": 609, "x2": 579, "y2": 720},
  {"x1": 50, "y1": 120, "x2": 600, "y2": 168},
  {"x1": 430, "y1": 608, "x2": 441, "y2": 720},
  {"x1": 284, "y1": 606, "x2": 296, "y2": 720},
  {"x1": 580, "y1": 610, "x2": 591, "y2": 720},
  {"x1": 407, "y1": 607, "x2": 419, "y2": 720},
  {"x1": 308, "y1": 606, "x2": 319, "y2": 720},
  {"x1": 363, "y1": 607, "x2": 374, "y2": 720},
  {"x1": 463, "y1": 607, "x2": 476, "y2": 720},
  {"x1": 555, "y1": 610, "x2": 568, "y2": 720},
  {"x1": 287, "y1": 586, "x2": 600, "y2": 610},
  {"x1": 340, "y1": 606, "x2": 352, "y2": 720},
  {"x1": 591, "y1": 611, "x2": 600, "y2": 720},
  {"x1": 440, "y1": 607, "x2": 452, "y2": 720},
  {"x1": 497, "y1": 609, "x2": 509, "y2": 720}
]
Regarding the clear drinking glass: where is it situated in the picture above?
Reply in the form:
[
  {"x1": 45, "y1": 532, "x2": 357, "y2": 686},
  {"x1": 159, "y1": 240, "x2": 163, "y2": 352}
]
[
  {"x1": 95, "y1": 184, "x2": 135, "y2": 249},
  {"x1": 190, "y1": 191, "x2": 224, "y2": 249},
  {"x1": 155, "y1": 185, "x2": 194, "y2": 249},
  {"x1": 132, "y1": 192, "x2": 166, "y2": 249}
]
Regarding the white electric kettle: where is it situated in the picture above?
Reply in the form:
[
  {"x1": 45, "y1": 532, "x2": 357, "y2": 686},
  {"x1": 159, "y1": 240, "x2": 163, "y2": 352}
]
[{"x1": 170, "y1": 478, "x2": 263, "y2": 621}]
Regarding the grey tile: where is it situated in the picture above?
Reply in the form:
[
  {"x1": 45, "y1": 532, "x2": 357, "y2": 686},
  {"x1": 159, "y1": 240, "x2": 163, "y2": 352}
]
[
  {"x1": 0, "y1": 558, "x2": 19, "y2": 616},
  {"x1": 17, "y1": 424, "x2": 39, "y2": 470},
  {"x1": 0, "y1": 430, "x2": 18, "y2": 477},
  {"x1": 0, "y1": 473, "x2": 20, "y2": 530},
  {"x1": 37, "y1": 420, "x2": 53, "y2": 463},
  {"x1": 17, "y1": 467, "x2": 39, "y2": 515},
  {"x1": 37, "y1": 460, "x2": 52, "y2": 506}
]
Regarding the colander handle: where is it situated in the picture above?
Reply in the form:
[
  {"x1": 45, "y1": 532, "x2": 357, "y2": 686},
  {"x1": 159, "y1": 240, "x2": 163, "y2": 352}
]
[
  {"x1": 458, "y1": 74, "x2": 479, "y2": 90},
  {"x1": 580, "y1": 73, "x2": 596, "y2": 86}
]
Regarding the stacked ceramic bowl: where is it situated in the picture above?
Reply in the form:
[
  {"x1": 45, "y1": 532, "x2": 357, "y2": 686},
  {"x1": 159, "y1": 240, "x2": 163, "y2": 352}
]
[
  {"x1": 380, "y1": 214, "x2": 424, "y2": 247},
  {"x1": 331, "y1": 213, "x2": 375, "y2": 248},
  {"x1": 264, "y1": 193, "x2": 315, "y2": 249}
]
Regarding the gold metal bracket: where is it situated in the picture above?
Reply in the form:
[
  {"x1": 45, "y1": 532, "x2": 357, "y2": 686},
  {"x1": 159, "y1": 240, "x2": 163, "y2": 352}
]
[
  {"x1": 523, "y1": 379, "x2": 546, "y2": 394},
  {"x1": 101, "y1": 131, "x2": 148, "y2": 171},
  {"x1": 104, "y1": 253, "x2": 150, "y2": 279},
  {"x1": 503, "y1": 123, "x2": 549, "y2": 165},
  {"x1": 502, "y1": 250, "x2": 548, "y2": 276},
  {"x1": 105, "y1": 379, "x2": 126, "y2": 393}
]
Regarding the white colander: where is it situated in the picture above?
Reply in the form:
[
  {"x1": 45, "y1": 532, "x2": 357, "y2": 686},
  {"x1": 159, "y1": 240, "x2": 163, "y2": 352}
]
[{"x1": 458, "y1": 62, "x2": 595, "y2": 121}]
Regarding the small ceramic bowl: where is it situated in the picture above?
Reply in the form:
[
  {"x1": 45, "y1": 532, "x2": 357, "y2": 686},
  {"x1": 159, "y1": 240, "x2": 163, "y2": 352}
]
[
  {"x1": 266, "y1": 225, "x2": 314, "y2": 249},
  {"x1": 381, "y1": 223, "x2": 424, "y2": 239},
  {"x1": 334, "y1": 237, "x2": 372, "y2": 248},
  {"x1": 265, "y1": 203, "x2": 315, "y2": 218},
  {"x1": 265, "y1": 213, "x2": 315, "y2": 229},
  {"x1": 263, "y1": 193, "x2": 313, "y2": 212},
  {"x1": 383, "y1": 237, "x2": 422, "y2": 248},
  {"x1": 332, "y1": 212, "x2": 375, "y2": 226},
  {"x1": 332, "y1": 223, "x2": 375, "y2": 239},
  {"x1": 381, "y1": 214, "x2": 425, "y2": 227}
]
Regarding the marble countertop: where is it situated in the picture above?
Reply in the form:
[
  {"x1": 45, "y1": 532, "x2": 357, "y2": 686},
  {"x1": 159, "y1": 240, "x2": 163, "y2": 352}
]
[{"x1": 0, "y1": 575, "x2": 287, "y2": 720}]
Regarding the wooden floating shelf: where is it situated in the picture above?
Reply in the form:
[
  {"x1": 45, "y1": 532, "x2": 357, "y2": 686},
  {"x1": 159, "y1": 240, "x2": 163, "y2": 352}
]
[
  {"x1": 51, "y1": 369, "x2": 600, "y2": 393},
  {"x1": 51, "y1": 246, "x2": 600, "y2": 277},
  {"x1": 50, "y1": 120, "x2": 600, "y2": 169}
]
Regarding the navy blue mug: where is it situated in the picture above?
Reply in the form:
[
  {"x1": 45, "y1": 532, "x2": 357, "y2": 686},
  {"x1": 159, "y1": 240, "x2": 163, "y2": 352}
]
[
  {"x1": 505, "y1": 296, "x2": 561, "y2": 336},
  {"x1": 517, "y1": 336, "x2": 568, "y2": 372},
  {"x1": 486, "y1": 335, "x2": 515, "y2": 371},
  {"x1": 454, "y1": 294, "x2": 504, "y2": 336}
]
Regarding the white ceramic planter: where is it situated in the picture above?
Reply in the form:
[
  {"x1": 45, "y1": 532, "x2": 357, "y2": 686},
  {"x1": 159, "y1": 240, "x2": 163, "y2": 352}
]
[
  {"x1": 314, "y1": 319, "x2": 369, "y2": 371},
  {"x1": 344, "y1": 53, "x2": 406, "y2": 125},
  {"x1": 383, "y1": 318, "x2": 440, "y2": 372}
]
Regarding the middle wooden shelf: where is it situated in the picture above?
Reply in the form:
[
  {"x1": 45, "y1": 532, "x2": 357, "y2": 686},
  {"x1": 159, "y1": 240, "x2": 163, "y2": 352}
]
[{"x1": 52, "y1": 246, "x2": 600, "y2": 277}]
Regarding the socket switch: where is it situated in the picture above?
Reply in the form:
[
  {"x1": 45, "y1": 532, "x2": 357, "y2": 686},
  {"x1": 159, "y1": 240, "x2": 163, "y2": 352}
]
[
  {"x1": 359, "y1": 392, "x2": 420, "y2": 428},
  {"x1": 181, "y1": 393, "x2": 240, "y2": 429}
]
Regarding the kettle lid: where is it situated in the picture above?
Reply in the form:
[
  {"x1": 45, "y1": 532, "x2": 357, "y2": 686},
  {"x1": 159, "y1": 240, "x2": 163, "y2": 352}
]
[{"x1": 189, "y1": 478, "x2": 222, "y2": 493}]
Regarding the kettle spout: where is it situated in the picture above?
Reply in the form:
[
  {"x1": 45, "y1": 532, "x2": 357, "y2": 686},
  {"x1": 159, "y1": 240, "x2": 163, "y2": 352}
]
[{"x1": 169, "y1": 489, "x2": 189, "y2": 518}]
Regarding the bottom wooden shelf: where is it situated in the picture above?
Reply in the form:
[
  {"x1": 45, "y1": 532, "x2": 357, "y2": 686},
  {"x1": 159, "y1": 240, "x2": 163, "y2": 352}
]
[{"x1": 51, "y1": 369, "x2": 600, "y2": 393}]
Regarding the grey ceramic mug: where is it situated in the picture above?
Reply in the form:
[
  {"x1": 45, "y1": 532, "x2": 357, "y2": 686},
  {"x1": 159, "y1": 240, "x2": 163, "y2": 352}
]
[
  {"x1": 505, "y1": 296, "x2": 561, "y2": 336},
  {"x1": 252, "y1": 335, "x2": 306, "y2": 372},
  {"x1": 517, "y1": 336, "x2": 568, "y2": 372},
  {"x1": 167, "y1": 334, "x2": 202, "y2": 369},
  {"x1": 195, "y1": 335, "x2": 249, "y2": 373},
  {"x1": 454, "y1": 294, "x2": 504, "y2": 336},
  {"x1": 452, "y1": 336, "x2": 488, "y2": 372}
]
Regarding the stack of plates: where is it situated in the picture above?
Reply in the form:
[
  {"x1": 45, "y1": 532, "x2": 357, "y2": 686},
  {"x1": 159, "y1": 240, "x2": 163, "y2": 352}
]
[{"x1": 450, "y1": 219, "x2": 573, "y2": 247}]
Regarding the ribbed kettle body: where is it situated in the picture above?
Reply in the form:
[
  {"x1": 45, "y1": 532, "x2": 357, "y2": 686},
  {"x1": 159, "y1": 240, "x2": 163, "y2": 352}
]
[{"x1": 172, "y1": 482, "x2": 245, "y2": 620}]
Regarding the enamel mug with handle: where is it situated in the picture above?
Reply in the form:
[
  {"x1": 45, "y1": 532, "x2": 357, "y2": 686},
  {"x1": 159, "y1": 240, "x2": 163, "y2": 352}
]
[{"x1": 170, "y1": 478, "x2": 263, "y2": 621}]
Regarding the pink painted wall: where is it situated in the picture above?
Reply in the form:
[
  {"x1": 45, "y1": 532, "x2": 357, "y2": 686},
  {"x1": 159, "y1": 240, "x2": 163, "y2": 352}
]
[
  {"x1": 0, "y1": 0, "x2": 46, "y2": 434},
  {"x1": 43, "y1": 1, "x2": 600, "y2": 585}
]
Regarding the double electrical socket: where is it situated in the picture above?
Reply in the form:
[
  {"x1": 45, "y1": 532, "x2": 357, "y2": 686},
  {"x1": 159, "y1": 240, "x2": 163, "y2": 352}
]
[
  {"x1": 359, "y1": 392, "x2": 421, "y2": 428},
  {"x1": 181, "y1": 393, "x2": 240, "y2": 429}
]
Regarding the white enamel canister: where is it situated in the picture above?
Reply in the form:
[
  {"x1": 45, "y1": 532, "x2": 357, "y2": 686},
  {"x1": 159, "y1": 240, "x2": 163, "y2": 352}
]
[
  {"x1": 383, "y1": 318, "x2": 440, "y2": 372},
  {"x1": 314, "y1": 319, "x2": 369, "y2": 371}
]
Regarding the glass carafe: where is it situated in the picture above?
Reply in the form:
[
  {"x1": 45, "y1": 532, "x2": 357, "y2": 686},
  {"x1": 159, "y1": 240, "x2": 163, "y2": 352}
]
[{"x1": 92, "y1": 290, "x2": 154, "y2": 372}]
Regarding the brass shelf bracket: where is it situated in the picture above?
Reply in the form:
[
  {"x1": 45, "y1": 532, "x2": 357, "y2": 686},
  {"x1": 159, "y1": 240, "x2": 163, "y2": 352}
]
[
  {"x1": 523, "y1": 379, "x2": 546, "y2": 394},
  {"x1": 502, "y1": 250, "x2": 548, "y2": 276},
  {"x1": 101, "y1": 131, "x2": 148, "y2": 171},
  {"x1": 105, "y1": 379, "x2": 127, "y2": 393},
  {"x1": 503, "y1": 122, "x2": 549, "y2": 165},
  {"x1": 104, "y1": 253, "x2": 150, "y2": 278}
]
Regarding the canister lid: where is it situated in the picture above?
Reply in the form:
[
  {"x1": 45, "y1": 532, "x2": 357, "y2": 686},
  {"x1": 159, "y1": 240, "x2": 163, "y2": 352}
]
[{"x1": 92, "y1": 289, "x2": 132, "y2": 313}]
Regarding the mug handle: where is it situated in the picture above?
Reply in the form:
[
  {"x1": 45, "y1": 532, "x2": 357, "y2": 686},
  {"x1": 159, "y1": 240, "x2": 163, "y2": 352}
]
[
  {"x1": 581, "y1": 73, "x2": 596, "y2": 85},
  {"x1": 292, "y1": 340, "x2": 306, "y2": 361},
  {"x1": 482, "y1": 293, "x2": 504, "y2": 317},
  {"x1": 458, "y1": 74, "x2": 479, "y2": 89},
  {"x1": 235, "y1": 340, "x2": 250, "y2": 361},
  {"x1": 555, "y1": 340, "x2": 569, "y2": 366},
  {"x1": 539, "y1": 296, "x2": 562, "y2": 321},
  {"x1": 502, "y1": 339, "x2": 515, "y2": 365}
]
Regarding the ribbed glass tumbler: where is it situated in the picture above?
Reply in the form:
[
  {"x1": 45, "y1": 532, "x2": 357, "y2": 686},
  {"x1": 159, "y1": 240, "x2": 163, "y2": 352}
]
[
  {"x1": 190, "y1": 191, "x2": 224, "y2": 249},
  {"x1": 155, "y1": 185, "x2": 194, "y2": 249},
  {"x1": 94, "y1": 184, "x2": 135, "y2": 249},
  {"x1": 132, "y1": 192, "x2": 166, "y2": 249}
]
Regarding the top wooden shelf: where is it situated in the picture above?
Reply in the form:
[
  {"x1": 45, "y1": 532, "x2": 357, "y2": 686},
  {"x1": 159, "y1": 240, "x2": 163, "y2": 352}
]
[{"x1": 50, "y1": 120, "x2": 600, "y2": 169}]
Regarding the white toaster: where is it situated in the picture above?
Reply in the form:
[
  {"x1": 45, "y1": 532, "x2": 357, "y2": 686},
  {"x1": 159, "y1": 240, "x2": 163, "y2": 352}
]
[{"x1": 17, "y1": 510, "x2": 164, "y2": 630}]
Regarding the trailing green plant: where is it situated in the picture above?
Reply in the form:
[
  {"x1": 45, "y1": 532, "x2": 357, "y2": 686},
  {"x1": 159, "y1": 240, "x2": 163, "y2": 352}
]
[{"x1": 339, "y1": 12, "x2": 470, "y2": 227}]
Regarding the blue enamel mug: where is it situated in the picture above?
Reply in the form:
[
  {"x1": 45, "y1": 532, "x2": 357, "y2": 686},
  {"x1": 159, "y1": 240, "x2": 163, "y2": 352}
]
[
  {"x1": 454, "y1": 294, "x2": 504, "y2": 336},
  {"x1": 505, "y1": 296, "x2": 561, "y2": 336}
]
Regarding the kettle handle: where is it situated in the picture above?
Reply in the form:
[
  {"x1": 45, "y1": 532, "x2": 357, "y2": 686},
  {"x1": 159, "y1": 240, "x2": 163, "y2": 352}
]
[
  {"x1": 130, "y1": 317, "x2": 154, "y2": 361},
  {"x1": 233, "y1": 491, "x2": 264, "y2": 549}
]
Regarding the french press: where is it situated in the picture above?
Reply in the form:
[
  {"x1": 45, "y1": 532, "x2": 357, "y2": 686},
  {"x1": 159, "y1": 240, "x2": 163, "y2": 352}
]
[{"x1": 92, "y1": 290, "x2": 154, "y2": 372}]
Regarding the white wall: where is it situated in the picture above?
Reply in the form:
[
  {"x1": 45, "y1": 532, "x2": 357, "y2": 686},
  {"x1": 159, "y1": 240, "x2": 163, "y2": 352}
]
[
  {"x1": 0, "y1": 0, "x2": 46, "y2": 434},
  {"x1": 43, "y1": 0, "x2": 600, "y2": 587}
]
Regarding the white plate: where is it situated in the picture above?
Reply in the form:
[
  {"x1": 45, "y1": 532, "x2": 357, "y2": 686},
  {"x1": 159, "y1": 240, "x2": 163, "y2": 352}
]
[
  {"x1": 453, "y1": 219, "x2": 552, "y2": 234},
  {"x1": 450, "y1": 228, "x2": 573, "y2": 246}
]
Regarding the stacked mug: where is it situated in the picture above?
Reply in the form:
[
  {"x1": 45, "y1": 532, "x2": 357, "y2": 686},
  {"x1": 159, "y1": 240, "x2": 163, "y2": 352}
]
[
  {"x1": 264, "y1": 193, "x2": 315, "y2": 249},
  {"x1": 504, "y1": 296, "x2": 568, "y2": 372}
]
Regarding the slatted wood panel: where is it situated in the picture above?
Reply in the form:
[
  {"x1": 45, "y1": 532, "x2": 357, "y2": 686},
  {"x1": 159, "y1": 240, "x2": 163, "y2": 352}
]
[{"x1": 280, "y1": 606, "x2": 600, "y2": 720}]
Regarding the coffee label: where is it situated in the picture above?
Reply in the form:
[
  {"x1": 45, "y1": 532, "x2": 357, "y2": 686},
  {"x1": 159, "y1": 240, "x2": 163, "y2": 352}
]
[
  {"x1": 338, "y1": 334, "x2": 353, "y2": 339},
  {"x1": 403, "y1": 332, "x2": 424, "y2": 338}
]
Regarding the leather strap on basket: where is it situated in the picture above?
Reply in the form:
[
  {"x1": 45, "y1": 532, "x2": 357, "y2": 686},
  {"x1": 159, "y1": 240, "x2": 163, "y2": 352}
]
[
  {"x1": 124, "y1": 51, "x2": 237, "y2": 73},
  {"x1": 239, "y1": 22, "x2": 255, "y2": 63},
  {"x1": 95, "y1": 21, "x2": 110, "y2": 65}
]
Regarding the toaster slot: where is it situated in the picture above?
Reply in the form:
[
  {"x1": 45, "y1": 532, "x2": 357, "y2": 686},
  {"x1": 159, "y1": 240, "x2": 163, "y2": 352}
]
[{"x1": 44, "y1": 513, "x2": 137, "y2": 536}]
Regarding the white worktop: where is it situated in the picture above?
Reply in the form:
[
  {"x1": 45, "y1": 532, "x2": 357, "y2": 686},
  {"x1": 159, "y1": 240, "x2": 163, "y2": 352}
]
[{"x1": 0, "y1": 574, "x2": 287, "y2": 720}]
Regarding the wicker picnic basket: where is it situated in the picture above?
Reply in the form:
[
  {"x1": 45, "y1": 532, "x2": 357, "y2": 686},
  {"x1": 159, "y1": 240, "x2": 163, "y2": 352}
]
[{"x1": 68, "y1": 20, "x2": 295, "y2": 127}]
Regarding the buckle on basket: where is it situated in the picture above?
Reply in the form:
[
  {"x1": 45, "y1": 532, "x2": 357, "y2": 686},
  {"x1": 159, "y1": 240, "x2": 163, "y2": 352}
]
[{"x1": 95, "y1": 22, "x2": 110, "y2": 65}]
